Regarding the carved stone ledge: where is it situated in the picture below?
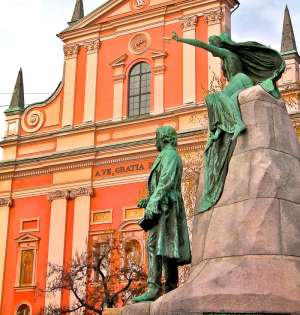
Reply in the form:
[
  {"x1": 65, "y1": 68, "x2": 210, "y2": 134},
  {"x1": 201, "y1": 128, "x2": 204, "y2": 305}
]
[
  {"x1": 113, "y1": 73, "x2": 126, "y2": 83},
  {"x1": 84, "y1": 39, "x2": 101, "y2": 55},
  {"x1": 0, "y1": 198, "x2": 12, "y2": 207},
  {"x1": 63, "y1": 44, "x2": 80, "y2": 60},
  {"x1": 204, "y1": 9, "x2": 224, "y2": 26},
  {"x1": 48, "y1": 190, "x2": 70, "y2": 202},
  {"x1": 153, "y1": 65, "x2": 167, "y2": 75},
  {"x1": 180, "y1": 15, "x2": 198, "y2": 32},
  {"x1": 69, "y1": 187, "x2": 94, "y2": 199}
]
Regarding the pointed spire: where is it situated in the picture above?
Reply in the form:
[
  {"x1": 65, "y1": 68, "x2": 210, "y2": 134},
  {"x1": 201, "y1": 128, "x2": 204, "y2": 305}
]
[
  {"x1": 281, "y1": 5, "x2": 298, "y2": 54},
  {"x1": 5, "y1": 68, "x2": 25, "y2": 115},
  {"x1": 68, "y1": 0, "x2": 84, "y2": 26}
]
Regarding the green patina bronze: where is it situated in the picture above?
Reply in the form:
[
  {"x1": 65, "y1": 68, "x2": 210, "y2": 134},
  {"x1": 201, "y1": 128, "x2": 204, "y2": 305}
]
[
  {"x1": 133, "y1": 126, "x2": 191, "y2": 303},
  {"x1": 172, "y1": 31, "x2": 285, "y2": 212}
]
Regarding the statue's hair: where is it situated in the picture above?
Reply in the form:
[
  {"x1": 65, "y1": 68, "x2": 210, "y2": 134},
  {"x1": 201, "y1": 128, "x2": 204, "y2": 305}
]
[{"x1": 156, "y1": 126, "x2": 177, "y2": 147}]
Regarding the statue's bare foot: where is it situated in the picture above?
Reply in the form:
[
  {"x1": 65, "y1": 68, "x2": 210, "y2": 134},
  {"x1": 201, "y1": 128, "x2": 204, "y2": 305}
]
[{"x1": 231, "y1": 123, "x2": 246, "y2": 141}]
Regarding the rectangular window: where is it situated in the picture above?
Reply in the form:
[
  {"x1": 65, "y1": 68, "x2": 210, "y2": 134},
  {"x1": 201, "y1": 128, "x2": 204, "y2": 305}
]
[
  {"x1": 20, "y1": 218, "x2": 39, "y2": 232},
  {"x1": 19, "y1": 249, "x2": 34, "y2": 287}
]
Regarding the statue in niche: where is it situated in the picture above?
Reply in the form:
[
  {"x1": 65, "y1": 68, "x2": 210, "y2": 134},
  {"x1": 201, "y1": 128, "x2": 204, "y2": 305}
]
[
  {"x1": 172, "y1": 31, "x2": 285, "y2": 212},
  {"x1": 133, "y1": 126, "x2": 191, "y2": 303}
]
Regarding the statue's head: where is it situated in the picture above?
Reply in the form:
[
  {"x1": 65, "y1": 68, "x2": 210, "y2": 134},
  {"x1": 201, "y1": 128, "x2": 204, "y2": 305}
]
[
  {"x1": 208, "y1": 35, "x2": 222, "y2": 47},
  {"x1": 209, "y1": 32, "x2": 233, "y2": 47},
  {"x1": 155, "y1": 126, "x2": 177, "y2": 151}
]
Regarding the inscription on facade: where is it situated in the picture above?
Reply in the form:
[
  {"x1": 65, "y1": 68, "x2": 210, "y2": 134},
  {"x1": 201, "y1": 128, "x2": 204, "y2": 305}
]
[{"x1": 94, "y1": 160, "x2": 153, "y2": 178}]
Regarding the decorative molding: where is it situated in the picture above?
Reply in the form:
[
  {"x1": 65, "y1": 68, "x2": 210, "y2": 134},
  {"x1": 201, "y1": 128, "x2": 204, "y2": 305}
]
[
  {"x1": 153, "y1": 65, "x2": 166, "y2": 75},
  {"x1": 293, "y1": 117, "x2": 300, "y2": 128},
  {"x1": 69, "y1": 187, "x2": 94, "y2": 199},
  {"x1": 91, "y1": 209, "x2": 113, "y2": 224},
  {"x1": 63, "y1": 44, "x2": 80, "y2": 60},
  {"x1": 180, "y1": 15, "x2": 198, "y2": 31},
  {"x1": 47, "y1": 190, "x2": 69, "y2": 202},
  {"x1": 128, "y1": 32, "x2": 151, "y2": 55},
  {"x1": 0, "y1": 142, "x2": 206, "y2": 181},
  {"x1": 110, "y1": 54, "x2": 128, "y2": 68},
  {"x1": 21, "y1": 109, "x2": 45, "y2": 133},
  {"x1": 204, "y1": 9, "x2": 224, "y2": 26},
  {"x1": 151, "y1": 50, "x2": 167, "y2": 60},
  {"x1": 84, "y1": 39, "x2": 101, "y2": 54},
  {"x1": 130, "y1": 0, "x2": 150, "y2": 11},
  {"x1": 0, "y1": 198, "x2": 12, "y2": 207},
  {"x1": 113, "y1": 73, "x2": 126, "y2": 83}
]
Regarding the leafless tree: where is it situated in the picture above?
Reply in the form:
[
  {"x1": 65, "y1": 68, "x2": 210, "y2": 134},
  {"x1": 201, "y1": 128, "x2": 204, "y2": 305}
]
[{"x1": 41, "y1": 239, "x2": 147, "y2": 315}]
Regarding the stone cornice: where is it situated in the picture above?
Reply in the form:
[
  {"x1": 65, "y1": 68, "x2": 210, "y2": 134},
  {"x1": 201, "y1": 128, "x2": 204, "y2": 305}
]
[
  {"x1": 69, "y1": 187, "x2": 94, "y2": 199},
  {"x1": 48, "y1": 190, "x2": 70, "y2": 201},
  {"x1": 0, "y1": 198, "x2": 12, "y2": 207},
  {"x1": 1, "y1": 104, "x2": 204, "y2": 147},
  {"x1": 0, "y1": 135, "x2": 205, "y2": 181}
]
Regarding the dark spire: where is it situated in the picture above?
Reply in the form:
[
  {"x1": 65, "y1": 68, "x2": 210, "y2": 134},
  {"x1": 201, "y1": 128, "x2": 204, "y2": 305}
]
[
  {"x1": 281, "y1": 5, "x2": 298, "y2": 54},
  {"x1": 68, "y1": 0, "x2": 84, "y2": 26},
  {"x1": 5, "y1": 68, "x2": 25, "y2": 115}
]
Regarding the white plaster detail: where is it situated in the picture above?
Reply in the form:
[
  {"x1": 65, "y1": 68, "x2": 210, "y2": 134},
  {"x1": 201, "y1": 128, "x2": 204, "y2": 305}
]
[
  {"x1": 128, "y1": 32, "x2": 151, "y2": 55},
  {"x1": 45, "y1": 197, "x2": 68, "y2": 310},
  {"x1": 0, "y1": 205, "x2": 10, "y2": 310},
  {"x1": 21, "y1": 109, "x2": 45, "y2": 133}
]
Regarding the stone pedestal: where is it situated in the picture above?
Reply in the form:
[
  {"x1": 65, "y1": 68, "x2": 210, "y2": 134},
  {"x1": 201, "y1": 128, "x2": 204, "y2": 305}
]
[{"x1": 122, "y1": 85, "x2": 300, "y2": 314}]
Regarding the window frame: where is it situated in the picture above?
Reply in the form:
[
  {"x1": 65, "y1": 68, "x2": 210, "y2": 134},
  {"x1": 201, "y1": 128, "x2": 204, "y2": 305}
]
[
  {"x1": 15, "y1": 234, "x2": 39, "y2": 289},
  {"x1": 127, "y1": 62, "x2": 151, "y2": 118}
]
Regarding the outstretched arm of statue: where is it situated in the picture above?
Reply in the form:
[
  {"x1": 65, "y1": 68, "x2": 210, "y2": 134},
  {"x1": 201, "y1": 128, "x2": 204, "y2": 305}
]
[{"x1": 172, "y1": 31, "x2": 228, "y2": 59}]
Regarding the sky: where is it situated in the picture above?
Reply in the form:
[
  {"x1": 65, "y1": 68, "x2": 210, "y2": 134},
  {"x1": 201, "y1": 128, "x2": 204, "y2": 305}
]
[{"x1": 0, "y1": 0, "x2": 300, "y2": 158}]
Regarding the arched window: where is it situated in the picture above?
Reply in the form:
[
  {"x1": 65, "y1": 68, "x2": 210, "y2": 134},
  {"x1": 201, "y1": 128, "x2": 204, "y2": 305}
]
[
  {"x1": 16, "y1": 304, "x2": 30, "y2": 315},
  {"x1": 128, "y1": 62, "x2": 151, "y2": 117},
  {"x1": 124, "y1": 239, "x2": 142, "y2": 267}
]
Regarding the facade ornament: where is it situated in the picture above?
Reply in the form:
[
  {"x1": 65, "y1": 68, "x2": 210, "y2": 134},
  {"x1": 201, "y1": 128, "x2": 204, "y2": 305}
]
[
  {"x1": 128, "y1": 32, "x2": 151, "y2": 55},
  {"x1": 130, "y1": 0, "x2": 150, "y2": 10},
  {"x1": 180, "y1": 15, "x2": 198, "y2": 31},
  {"x1": 63, "y1": 44, "x2": 80, "y2": 60},
  {"x1": 21, "y1": 109, "x2": 45, "y2": 133},
  {"x1": 48, "y1": 190, "x2": 70, "y2": 202},
  {"x1": 84, "y1": 39, "x2": 101, "y2": 54},
  {"x1": 69, "y1": 187, "x2": 94, "y2": 199},
  {"x1": 204, "y1": 9, "x2": 224, "y2": 26},
  {"x1": 0, "y1": 198, "x2": 12, "y2": 207}
]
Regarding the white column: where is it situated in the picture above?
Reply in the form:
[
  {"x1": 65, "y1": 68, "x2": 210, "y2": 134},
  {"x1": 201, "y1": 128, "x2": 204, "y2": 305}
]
[
  {"x1": 205, "y1": 9, "x2": 224, "y2": 89},
  {"x1": 151, "y1": 50, "x2": 167, "y2": 115},
  {"x1": 110, "y1": 55, "x2": 128, "y2": 121},
  {"x1": 0, "y1": 198, "x2": 12, "y2": 309},
  {"x1": 62, "y1": 44, "x2": 79, "y2": 127},
  {"x1": 69, "y1": 187, "x2": 93, "y2": 309},
  {"x1": 83, "y1": 39, "x2": 101, "y2": 123},
  {"x1": 181, "y1": 16, "x2": 198, "y2": 104},
  {"x1": 45, "y1": 190, "x2": 69, "y2": 309}
]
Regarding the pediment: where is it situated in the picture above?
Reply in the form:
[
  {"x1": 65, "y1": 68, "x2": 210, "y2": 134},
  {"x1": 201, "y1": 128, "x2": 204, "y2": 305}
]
[
  {"x1": 119, "y1": 220, "x2": 141, "y2": 231},
  {"x1": 59, "y1": 0, "x2": 178, "y2": 36},
  {"x1": 15, "y1": 233, "x2": 40, "y2": 243}
]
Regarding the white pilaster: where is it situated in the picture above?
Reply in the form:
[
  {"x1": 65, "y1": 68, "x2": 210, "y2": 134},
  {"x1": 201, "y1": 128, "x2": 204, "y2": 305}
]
[
  {"x1": 205, "y1": 9, "x2": 224, "y2": 88},
  {"x1": 181, "y1": 16, "x2": 198, "y2": 104},
  {"x1": 45, "y1": 190, "x2": 69, "y2": 309},
  {"x1": 110, "y1": 54, "x2": 128, "y2": 121},
  {"x1": 69, "y1": 187, "x2": 93, "y2": 309},
  {"x1": 83, "y1": 39, "x2": 101, "y2": 123},
  {"x1": 62, "y1": 44, "x2": 79, "y2": 127},
  {"x1": 151, "y1": 50, "x2": 167, "y2": 115},
  {"x1": 0, "y1": 198, "x2": 12, "y2": 309}
]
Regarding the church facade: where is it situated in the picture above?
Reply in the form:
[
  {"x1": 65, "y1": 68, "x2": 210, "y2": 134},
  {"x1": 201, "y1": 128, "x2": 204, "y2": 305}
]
[{"x1": 0, "y1": 0, "x2": 299, "y2": 314}]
